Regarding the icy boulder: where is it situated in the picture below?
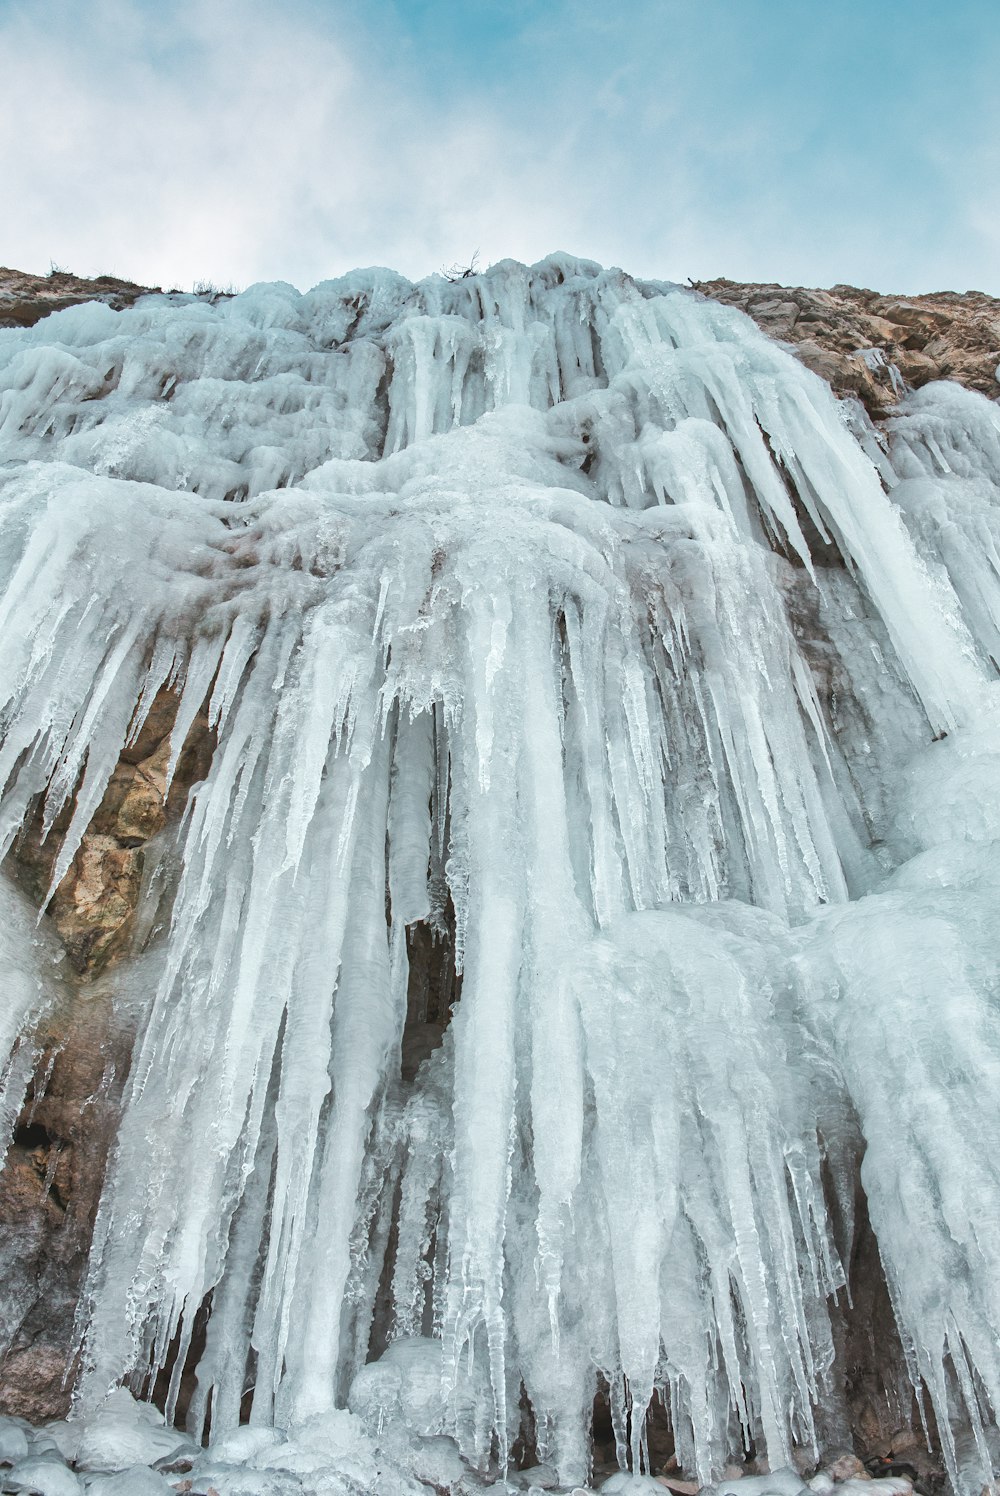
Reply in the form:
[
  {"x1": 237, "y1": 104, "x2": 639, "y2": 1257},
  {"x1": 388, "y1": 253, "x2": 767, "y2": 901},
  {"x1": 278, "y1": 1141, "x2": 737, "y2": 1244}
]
[
  {"x1": 348, "y1": 1336, "x2": 452, "y2": 1439},
  {"x1": 708, "y1": 1472, "x2": 809, "y2": 1496},
  {"x1": 347, "y1": 1338, "x2": 479, "y2": 1491},
  {"x1": 2, "y1": 1450, "x2": 82, "y2": 1495},
  {"x1": 600, "y1": 1474, "x2": 674, "y2": 1493},
  {"x1": 30, "y1": 1426, "x2": 81, "y2": 1467},
  {"x1": 347, "y1": 1334, "x2": 490, "y2": 1451},
  {"x1": 0, "y1": 1417, "x2": 29, "y2": 1465},
  {"x1": 83, "y1": 1470, "x2": 173, "y2": 1495},
  {"x1": 209, "y1": 1426, "x2": 289, "y2": 1464},
  {"x1": 249, "y1": 1407, "x2": 430, "y2": 1493},
  {"x1": 73, "y1": 1389, "x2": 194, "y2": 1472}
]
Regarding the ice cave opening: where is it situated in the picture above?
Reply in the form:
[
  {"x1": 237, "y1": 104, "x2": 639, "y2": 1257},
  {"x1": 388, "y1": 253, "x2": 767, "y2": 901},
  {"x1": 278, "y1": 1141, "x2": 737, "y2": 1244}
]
[{"x1": 1, "y1": 254, "x2": 1000, "y2": 1494}]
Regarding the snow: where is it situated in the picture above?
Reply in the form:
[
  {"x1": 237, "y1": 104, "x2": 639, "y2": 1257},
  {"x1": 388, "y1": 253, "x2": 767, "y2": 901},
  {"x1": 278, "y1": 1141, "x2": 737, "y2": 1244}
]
[{"x1": 0, "y1": 255, "x2": 999, "y2": 1491}]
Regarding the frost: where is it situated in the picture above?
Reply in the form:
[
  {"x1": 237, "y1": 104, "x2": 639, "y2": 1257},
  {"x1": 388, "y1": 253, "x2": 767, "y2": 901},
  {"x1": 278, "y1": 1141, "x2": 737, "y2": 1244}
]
[
  {"x1": 0, "y1": 256, "x2": 999, "y2": 1490},
  {"x1": 851, "y1": 346, "x2": 906, "y2": 396}
]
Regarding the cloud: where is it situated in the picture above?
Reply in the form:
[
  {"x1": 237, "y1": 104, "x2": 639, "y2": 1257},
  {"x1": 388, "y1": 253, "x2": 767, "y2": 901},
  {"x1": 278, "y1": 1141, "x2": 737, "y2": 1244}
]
[
  {"x1": 0, "y1": 0, "x2": 603, "y2": 289},
  {"x1": 1, "y1": 0, "x2": 998, "y2": 294}
]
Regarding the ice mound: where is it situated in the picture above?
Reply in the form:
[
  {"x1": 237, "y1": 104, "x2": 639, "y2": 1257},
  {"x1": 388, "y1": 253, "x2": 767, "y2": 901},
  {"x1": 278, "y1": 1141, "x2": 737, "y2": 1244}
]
[{"x1": 1, "y1": 255, "x2": 999, "y2": 1490}]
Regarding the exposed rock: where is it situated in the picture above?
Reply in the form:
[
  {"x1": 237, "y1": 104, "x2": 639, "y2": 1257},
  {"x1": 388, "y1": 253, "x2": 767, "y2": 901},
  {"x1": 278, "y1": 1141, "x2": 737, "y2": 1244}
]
[
  {"x1": 826, "y1": 1455, "x2": 871, "y2": 1482},
  {"x1": 0, "y1": 693, "x2": 212, "y2": 1420},
  {"x1": 692, "y1": 279, "x2": 1000, "y2": 417},
  {"x1": 11, "y1": 696, "x2": 213, "y2": 975},
  {"x1": 0, "y1": 268, "x2": 156, "y2": 330},
  {"x1": 0, "y1": 958, "x2": 132, "y2": 1423}
]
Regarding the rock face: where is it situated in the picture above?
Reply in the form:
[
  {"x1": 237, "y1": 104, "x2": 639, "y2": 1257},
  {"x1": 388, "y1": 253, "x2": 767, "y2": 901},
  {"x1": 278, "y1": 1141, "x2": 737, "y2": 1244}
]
[
  {"x1": 0, "y1": 692, "x2": 212, "y2": 1420},
  {"x1": 0, "y1": 979, "x2": 129, "y2": 1424},
  {"x1": 0, "y1": 265, "x2": 994, "y2": 1452},
  {"x1": 13, "y1": 693, "x2": 213, "y2": 976},
  {"x1": 693, "y1": 278, "x2": 1000, "y2": 416}
]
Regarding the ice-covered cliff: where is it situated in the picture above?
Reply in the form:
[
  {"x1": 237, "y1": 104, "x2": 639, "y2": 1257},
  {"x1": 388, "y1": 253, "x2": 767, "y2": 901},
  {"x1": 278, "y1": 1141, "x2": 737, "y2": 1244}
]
[{"x1": 1, "y1": 255, "x2": 1000, "y2": 1495}]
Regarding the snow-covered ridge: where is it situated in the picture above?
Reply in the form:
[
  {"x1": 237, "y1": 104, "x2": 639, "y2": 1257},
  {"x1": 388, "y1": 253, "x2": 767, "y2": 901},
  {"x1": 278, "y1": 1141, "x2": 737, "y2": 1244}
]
[{"x1": 2, "y1": 254, "x2": 1000, "y2": 1493}]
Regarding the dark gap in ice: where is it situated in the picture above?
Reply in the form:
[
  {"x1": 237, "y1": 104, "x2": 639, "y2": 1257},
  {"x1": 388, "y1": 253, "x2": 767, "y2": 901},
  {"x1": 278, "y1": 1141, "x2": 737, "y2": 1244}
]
[
  {"x1": 373, "y1": 355, "x2": 393, "y2": 460},
  {"x1": 149, "y1": 1293, "x2": 212, "y2": 1433},
  {"x1": 12, "y1": 1121, "x2": 53, "y2": 1152},
  {"x1": 367, "y1": 1172, "x2": 405, "y2": 1363},
  {"x1": 400, "y1": 905, "x2": 461, "y2": 1084}
]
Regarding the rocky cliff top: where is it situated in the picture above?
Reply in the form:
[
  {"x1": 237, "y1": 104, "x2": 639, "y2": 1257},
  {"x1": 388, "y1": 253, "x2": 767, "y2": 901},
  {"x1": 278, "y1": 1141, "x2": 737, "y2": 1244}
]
[
  {"x1": 694, "y1": 277, "x2": 1000, "y2": 417},
  {"x1": 0, "y1": 266, "x2": 157, "y2": 328},
  {"x1": 4, "y1": 266, "x2": 999, "y2": 422}
]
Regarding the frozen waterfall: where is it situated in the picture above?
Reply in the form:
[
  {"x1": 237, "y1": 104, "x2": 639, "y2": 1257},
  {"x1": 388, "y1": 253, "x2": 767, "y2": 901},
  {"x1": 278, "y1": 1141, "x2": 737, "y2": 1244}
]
[{"x1": 1, "y1": 254, "x2": 1000, "y2": 1493}]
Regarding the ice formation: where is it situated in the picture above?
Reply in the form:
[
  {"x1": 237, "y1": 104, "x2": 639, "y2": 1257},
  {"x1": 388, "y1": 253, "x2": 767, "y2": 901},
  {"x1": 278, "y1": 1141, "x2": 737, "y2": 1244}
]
[
  {"x1": 0, "y1": 877, "x2": 67, "y2": 1163},
  {"x1": 1, "y1": 255, "x2": 1000, "y2": 1492}
]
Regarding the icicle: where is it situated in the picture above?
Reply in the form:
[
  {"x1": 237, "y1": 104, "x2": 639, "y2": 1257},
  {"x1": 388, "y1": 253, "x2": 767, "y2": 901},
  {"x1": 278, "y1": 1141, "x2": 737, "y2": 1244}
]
[{"x1": 2, "y1": 255, "x2": 1000, "y2": 1492}]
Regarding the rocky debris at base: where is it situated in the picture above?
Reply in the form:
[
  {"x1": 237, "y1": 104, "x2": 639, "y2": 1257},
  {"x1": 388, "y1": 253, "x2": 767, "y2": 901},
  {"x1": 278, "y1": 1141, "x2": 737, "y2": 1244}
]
[
  {"x1": 691, "y1": 279, "x2": 1000, "y2": 417},
  {"x1": 0, "y1": 1441, "x2": 922, "y2": 1496},
  {"x1": 0, "y1": 1388, "x2": 956, "y2": 1496}
]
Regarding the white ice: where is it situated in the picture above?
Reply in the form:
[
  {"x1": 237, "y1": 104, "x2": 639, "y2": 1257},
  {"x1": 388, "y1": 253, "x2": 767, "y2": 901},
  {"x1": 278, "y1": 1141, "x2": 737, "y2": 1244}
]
[{"x1": 0, "y1": 256, "x2": 999, "y2": 1491}]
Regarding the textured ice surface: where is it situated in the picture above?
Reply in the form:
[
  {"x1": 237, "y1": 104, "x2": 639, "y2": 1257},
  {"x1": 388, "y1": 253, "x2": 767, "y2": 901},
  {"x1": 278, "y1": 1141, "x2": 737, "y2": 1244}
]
[
  {"x1": 2, "y1": 1450, "x2": 83, "y2": 1494},
  {"x1": 0, "y1": 878, "x2": 67, "y2": 1166},
  {"x1": 83, "y1": 1471, "x2": 174, "y2": 1496},
  {"x1": 0, "y1": 1414, "x2": 30, "y2": 1465},
  {"x1": 711, "y1": 1474, "x2": 809, "y2": 1496},
  {"x1": 1, "y1": 256, "x2": 1000, "y2": 1490},
  {"x1": 599, "y1": 1474, "x2": 672, "y2": 1493},
  {"x1": 72, "y1": 1388, "x2": 195, "y2": 1471}
]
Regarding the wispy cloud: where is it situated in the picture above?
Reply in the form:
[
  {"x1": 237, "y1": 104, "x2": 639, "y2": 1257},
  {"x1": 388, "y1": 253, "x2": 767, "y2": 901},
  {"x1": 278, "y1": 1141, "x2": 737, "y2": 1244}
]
[
  {"x1": 0, "y1": 0, "x2": 593, "y2": 288},
  {"x1": 1, "y1": 0, "x2": 998, "y2": 293}
]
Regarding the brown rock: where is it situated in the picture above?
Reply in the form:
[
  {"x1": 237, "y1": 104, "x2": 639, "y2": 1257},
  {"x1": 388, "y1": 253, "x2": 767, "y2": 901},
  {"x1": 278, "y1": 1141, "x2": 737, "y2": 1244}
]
[
  {"x1": 11, "y1": 690, "x2": 213, "y2": 976},
  {"x1": 694, "y1": 278, "x2": 1000, "y2": 417},
  {"x1": 0, "y1": 267, "x2": 158, "y2": 329},
  {"x1": 0, "y1": 1344, "x2": 75, "y2": 1423},
  {"x1": 0, "y1": 688, "x2": 212, "y2": 1420},
  {"x1": 48, "y1": 834, "x2": 144, "y2": 973},
  {"x1": 0, "y1": 975, "x2": 130, "y2": 1421},
  {"x1": 827, "y1": 1453, "x2": 871, "y2": 1481}
]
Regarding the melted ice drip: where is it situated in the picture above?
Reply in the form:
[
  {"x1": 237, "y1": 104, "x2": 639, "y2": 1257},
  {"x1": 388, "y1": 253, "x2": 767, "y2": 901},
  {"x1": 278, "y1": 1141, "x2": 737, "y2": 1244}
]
[{"x1": 1, "y1": 256, "x2": 999, "y2": 1489}]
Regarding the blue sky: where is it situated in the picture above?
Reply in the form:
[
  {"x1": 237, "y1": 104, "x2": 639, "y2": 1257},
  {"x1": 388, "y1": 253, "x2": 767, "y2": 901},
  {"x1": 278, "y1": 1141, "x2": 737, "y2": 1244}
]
[{"x1": 2, "y1": 0, "x2": 997, "y2": 294}]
